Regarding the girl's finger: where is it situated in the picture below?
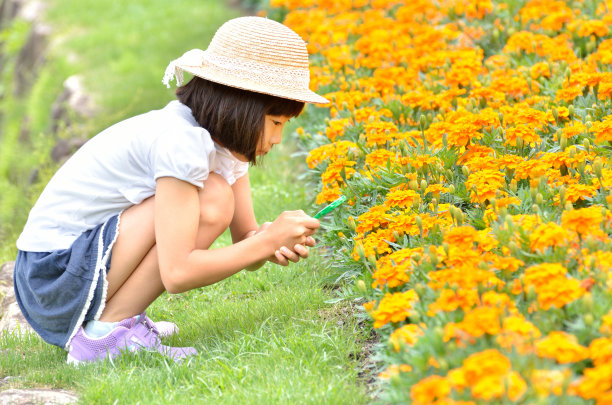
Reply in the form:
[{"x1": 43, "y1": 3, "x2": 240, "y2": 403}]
[
  {"x1": 293, "y1": 244, "x2": 309, "y2": 258},
  {"x1": 280, "y1": 246, "x2": 299, "y2": 263},
  {"x1": 304, "y1": 236, "x2": 316, "y2": 247},
  {"x1": 275, "y1": 250, "x2": 289, "y2": 266}
]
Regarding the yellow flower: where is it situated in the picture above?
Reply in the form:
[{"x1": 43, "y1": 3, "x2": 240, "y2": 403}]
[
  {"x1": 371, "y1": 290, "x2": 419, "y2": 328},
  {"x1": 535, "y1": 331, "x2": 588, "y2": 363},
  {"x1": 529, "y1": 222, "x2": 570, "y2": 252}
]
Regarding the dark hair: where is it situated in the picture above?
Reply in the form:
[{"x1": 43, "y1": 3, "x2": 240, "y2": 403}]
[{"x1": 175, "y1": 76, "x2": 305, "y2": 164}]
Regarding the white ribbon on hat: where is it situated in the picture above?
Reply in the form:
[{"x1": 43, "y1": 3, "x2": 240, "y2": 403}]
[{"x1": 162, "y1": 49, "x2": 207, "y2": 88}]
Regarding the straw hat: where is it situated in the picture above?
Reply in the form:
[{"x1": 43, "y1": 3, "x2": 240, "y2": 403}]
[{"x1": 162, "y1": 16, "x2": 329, "y2": 105}]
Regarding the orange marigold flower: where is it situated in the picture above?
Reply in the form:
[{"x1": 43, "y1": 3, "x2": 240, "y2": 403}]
[
  {"x1": 569, "y1": 363, "x2": 612, "y2": 401},
  {"x1": 465, "y1": 169, "x2": 505, "y2": 203},
  {"x1": 530, "y1": 61, "x2": 551, "y2": 79},
  {"x1": 427, "y1": 288, "x2": 480, "y2": 315},
  {"x1": 365, "y1": 149, "x2": 396, "y2": 170},
  {"x1": 443, "y1": 306, "x2": 503, "y2": 342},
  {"x1": 505, "y1": 124, "x2": 542, "y2": 147},
  {"x1": 355, "y1": 205, "x2": 390, "y2": 235},
  {"x1": 561, "y1": 206, "x2": 604, "y2": 237},
  {"x1": 535, "y1": 331, "x2": 588, "y2": 363},
  {"x1": 599, "y1": 308, "x2": 612, "y2": 335},
  {"x1": 378, "y1": 364, "x2": 412, "y2": 380},
  {"x1": 450, "y1": 350, "x2": 524, "y2": 401},
  {"x1": 592, "y1": 116, "x2": 612, "y2": 144},
  {"x1": 561, "y1": 120, "x2": 587, "y2": 138},
  {"x1": 535, "y1": 277, "x2": 585, "y2": 310},
  {"x1": 443, "y1": 226, "x2": 480, "y2": 249},
  {"x1": 496, "y1": 314, "x2": 541, "y2": 354},
  {"x1": 531, "y1": 369, "x2": 570, "y2": 397},
  {"x1": 389, "y1": 324, "x2": 426, "y2": 351},
  {"x1": 523, "y1": 263, "x2": 567, "y2": 288},
  {"x1": 411, "y1": 375, "x2": 451, "y2": 405},
  {"x1": 372, "y1": 253, "x2": 412, "y2": 289},
  {"x1": 306, "y1": 140, "x2": 358, "y2": 169},
  {"x1": 371, "y1": 290, "x2": 419, "y2": 328},
  {"x1": 529, "y1": 222, "x2": 570, "y2": 252},
  {"x1": 364, "y1": 120, "x2": 399, "y2": 147},
  {"x1": 324, "y1": 118, "x2": 353, "y2": 141},
  {"x1": 384, "y1": 188, "x2": 420, "y2": 209},
  {"x1": 590, "y1": 337, "x2": 612, "y2": 367}
]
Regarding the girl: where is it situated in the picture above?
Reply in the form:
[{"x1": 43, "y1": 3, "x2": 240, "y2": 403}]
[{"x1": 13, "y1": 16, "x2": 328, "y2": 364}]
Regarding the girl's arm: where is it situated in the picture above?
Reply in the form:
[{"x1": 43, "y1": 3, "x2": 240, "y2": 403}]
[
  {"x1": 155, "y1": 177, "x2": 319, "y2": 293},
  {"x1": 229, "y1": 173, "x2": 259, "y2": 243},
  {"x1": 230, "y1": 173, "x2": 316, "y2": 270}
]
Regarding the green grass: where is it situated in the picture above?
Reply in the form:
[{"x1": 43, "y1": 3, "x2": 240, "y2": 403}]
[{"x1": 0, "y1": 0, "x2": 370, "y2": 403}]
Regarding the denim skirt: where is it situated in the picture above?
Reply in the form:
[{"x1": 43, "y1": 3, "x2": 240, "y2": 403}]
[{"x1": 13, "y1": 214, "x2": 120, "y2": 351}]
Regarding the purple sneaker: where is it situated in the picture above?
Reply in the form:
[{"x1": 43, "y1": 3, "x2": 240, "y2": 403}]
[
  {"x1": 66, "y1": 312, "x2": 196, "y2": 365},
  {"x1": 142, "y1": 314, "x2": 179, "y2": 338},
  {"x1": 130, "y1": 311, "x2": 197, "y2": 362},
  {"x1": 66, "y1": 316, "x2": 137, "y2": 365}
]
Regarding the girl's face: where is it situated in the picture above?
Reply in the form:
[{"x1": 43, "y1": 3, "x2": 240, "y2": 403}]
[
  {"x1": 258, "y1": 114, "x2": 291, "y2": 156},
  {"x1": 231, "y1": 114, "x2": 291, "y2": 162}
]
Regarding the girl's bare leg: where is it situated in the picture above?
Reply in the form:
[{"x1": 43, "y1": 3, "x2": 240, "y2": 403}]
[{"x1": 99, "y1": 173, "x2": 234, "y2": 322}]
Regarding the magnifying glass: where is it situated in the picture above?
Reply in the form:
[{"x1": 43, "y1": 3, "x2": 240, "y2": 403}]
[{"x1": 313, "y1": 195, "x2": 347, "y2": 219}]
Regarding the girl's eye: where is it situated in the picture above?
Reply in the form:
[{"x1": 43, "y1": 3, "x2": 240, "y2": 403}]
[{"x1": 273, "y1": 121, "x2": 282, "y2": 126}]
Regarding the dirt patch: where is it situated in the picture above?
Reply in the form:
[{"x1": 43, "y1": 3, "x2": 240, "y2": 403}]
[{"x1": 318, "y1": 300, "x2": 381, "y2": 398}]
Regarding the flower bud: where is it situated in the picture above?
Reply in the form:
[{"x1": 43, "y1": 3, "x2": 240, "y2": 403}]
[
  {"x1": 583, "y1": 138, "x2": 590, "y2": 152},
  {"x1": 356, "y1": 279, "x2": 367, "y2": 293},
  {"x1": 560, "y1": 134, "x2": 568, "y2": 150},
  {"x1": 348, "y1": 216, "x2": 356, "y2": 231},
  {"x1": 594, "y1": 158, "x2": 603, "y2": 178},
  {"x1": 462, "y1": 166, "x2": 470, "y2": 177},
  {"x1": 420, "y1": 179, "x2": 428, "y2": 190},
  {"x1": 393, "y1": 230, "x2": 401, "y2": 242},
  {"x1": 569, "y1": 146, "x2": 576, "y2": 159},
  {"x1": 410, "y1": 180, "x2": 419, "y2": 191},
  {"x1": 419, "y1": 114, "x2": 427, "y2": 130},
  {"x1": 552, "y1": 107, "x2": 559, "y2": 122},
  {"x1": 448, "y1": 184, "x2": 456, "y2": 194},
  {"x1": 568, "y1": 105, "x2": 574, "y2": 118},
  {"x1": 536, "y1": 193, "x2": 544, "y2": 205},
  {"x1": 368, "y1": 254, "x2": 377, "y2": 268},
  {"x1": 565, "y1": 202, "x2": 573, "y2": 211},
  {"x1": 356, "y1": 242, "x2": 366, "y2": 260},
  {"x1": 510, "y1": 179, "x2": 517, "y2": 193},
  {"x1": 583, "y1": 293, "x2": 593, "y2": 312},
  {"x1": 456, "y1": 210, "x2": 464, "y2": 226},
  {"x1": 584, "y1": 313, "x2": 594, "y2": 327},
  {"x1": 559, "y1": 186, "x2": 566, "y2": 205}
]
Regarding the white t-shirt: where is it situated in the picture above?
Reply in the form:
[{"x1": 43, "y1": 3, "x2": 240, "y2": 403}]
[{"x1": 17, "y1": 100, "x2": 249, "y2": 252}]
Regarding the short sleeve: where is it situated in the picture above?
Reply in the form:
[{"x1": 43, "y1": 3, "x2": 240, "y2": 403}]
[
  {"x1": 151, "y1": 127, "x2": 214, "y2": 188},
  {"x1": 234, "y1": 161, "x2": 249, "y2": 181}
]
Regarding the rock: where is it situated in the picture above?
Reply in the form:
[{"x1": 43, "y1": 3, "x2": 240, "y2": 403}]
[
  {"x1": 0, "y1": 389, "x2": 78, "y2": 404},
  {"x1": 0, "y1": 0, "x2": 24, "y2": 26},
  {"x1": 50, "y1": 138, "x2": 87, "y2": 164},
  {"x1": 13, "y1": 22, "x2": 52, "y2": 97},
  {"x1": 51, "y1": 75, "x2": 95, "y2": 134},
  {"x1": 0, "y1": 261, "x2": 34, "y2": 336}
]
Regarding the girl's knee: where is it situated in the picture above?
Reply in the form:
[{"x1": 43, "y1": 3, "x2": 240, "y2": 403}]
[{"x1": 199, "y1": 173, "x2": 234, "y2": 227}]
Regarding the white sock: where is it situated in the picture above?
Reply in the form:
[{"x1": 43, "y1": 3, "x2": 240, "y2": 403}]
[{"x1": 83, "y1": 320, "x2": 118, "y2": 338}]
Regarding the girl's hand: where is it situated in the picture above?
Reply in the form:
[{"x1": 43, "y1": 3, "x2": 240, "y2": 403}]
[
  {"x1": 272, "y1": 236, "x2": 316, "y2": 266},
  {"x1": 267, "y1": 210, "x2": 320, "y2": 247}
]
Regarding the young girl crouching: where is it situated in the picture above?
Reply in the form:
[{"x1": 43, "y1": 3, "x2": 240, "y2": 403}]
[{"x1": 13, "y1": 16, "x2": 328, "y2": 364}]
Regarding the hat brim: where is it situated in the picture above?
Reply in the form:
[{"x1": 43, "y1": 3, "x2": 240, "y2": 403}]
[{"x1": 179, "y1": 64, "x2": 330, "y2": 105}]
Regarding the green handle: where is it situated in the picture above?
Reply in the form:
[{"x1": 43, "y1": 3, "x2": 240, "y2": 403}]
[{"x1": 313, "y1": 195, "x2": 346, "y2": 219}]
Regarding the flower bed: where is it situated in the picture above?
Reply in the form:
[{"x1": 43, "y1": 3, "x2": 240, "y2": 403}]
[{"x1": 266, "y1": 0, "x2": 612, "y2": 403}]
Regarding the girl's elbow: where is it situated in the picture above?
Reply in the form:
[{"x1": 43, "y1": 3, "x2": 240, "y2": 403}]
[{"x1": 160, "y1": 266, "x2": 189, "y2": 294}]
